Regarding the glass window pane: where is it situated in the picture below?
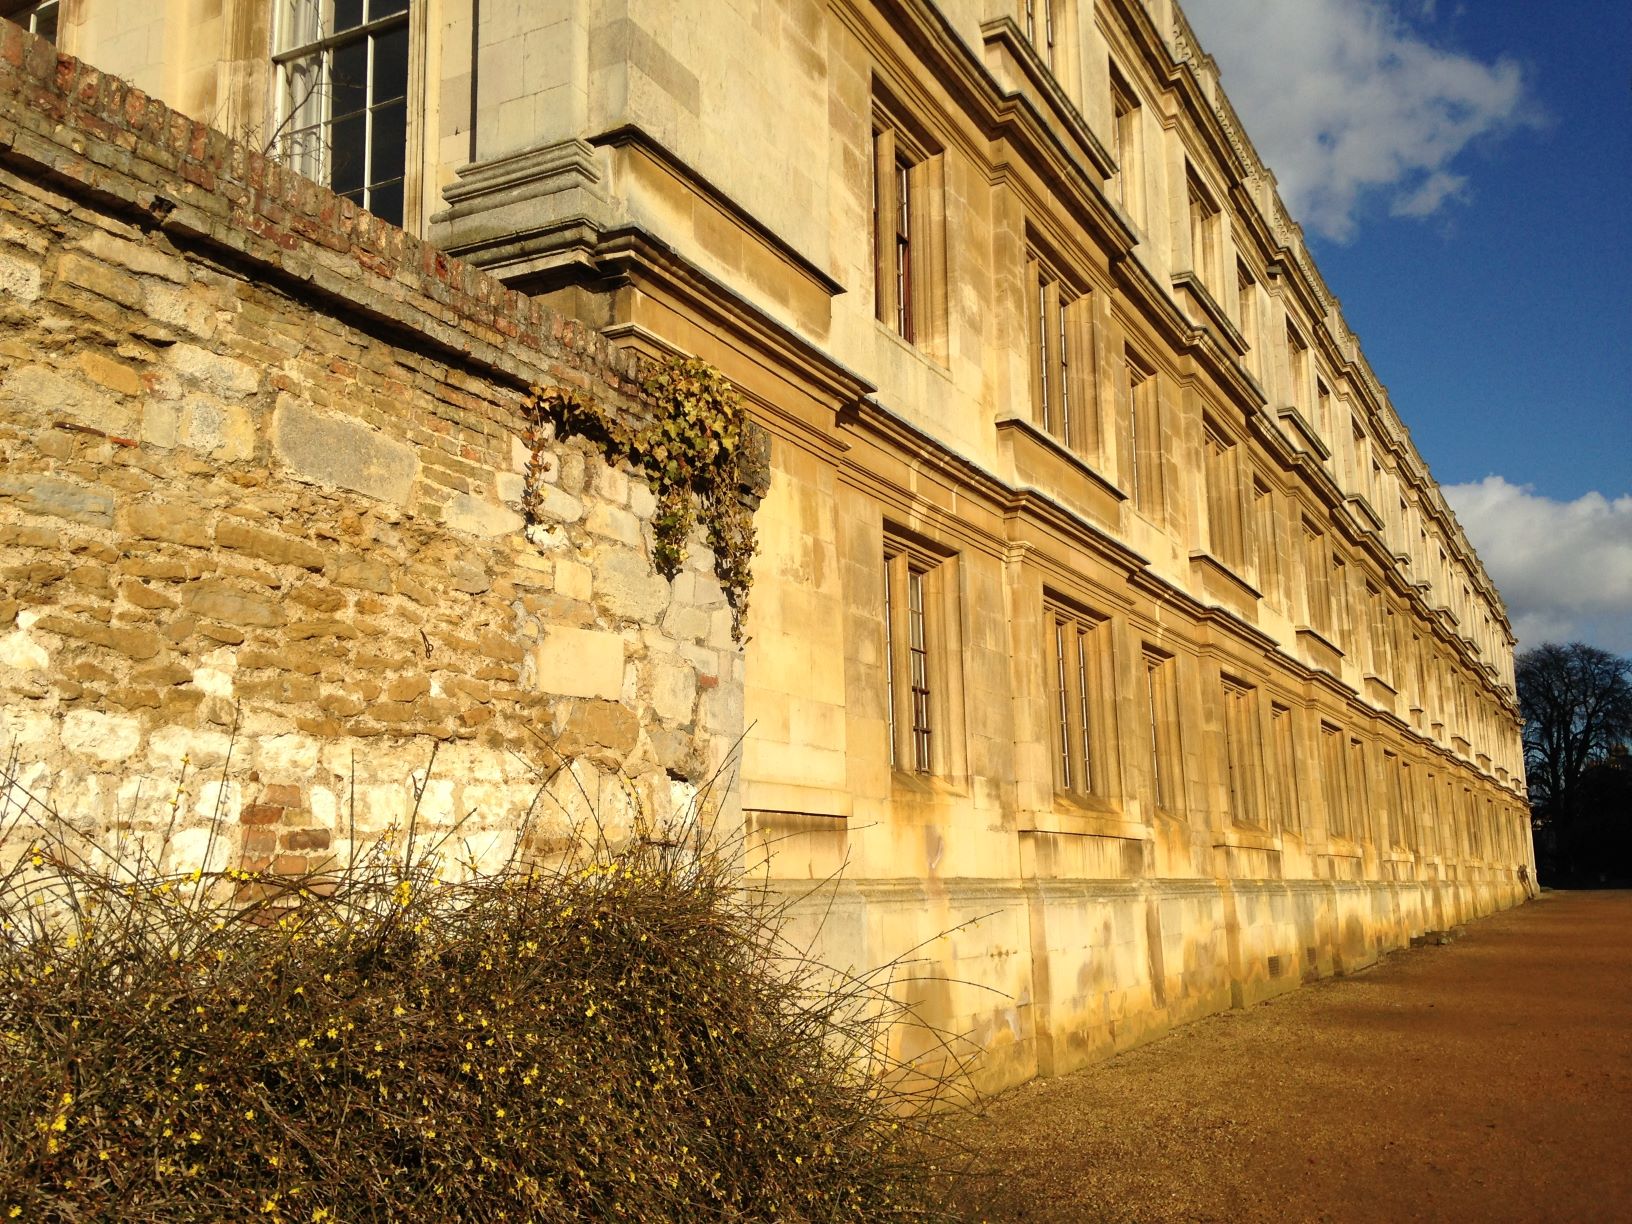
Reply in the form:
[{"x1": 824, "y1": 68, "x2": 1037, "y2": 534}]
[
  {"x1": 371, "y1": 25, "x2": 409, "y2": 102},
  {"x1": 334, "y1": 0, "x2": 365, "y2": 33},
  {"x1": 278, "y1": 0, "x2": 321, "y2": 49},
  {"x1": 34, "y1": 4, "x2": 60, "y2": 42},
  {"x1": 329, "y1": 112, "x2": 366, "y2": 193},
  {"x1": 369, "y1": 0, "x2": 410, "y2": 19},
  {"x1": 369, "y1": 98, "x2": 406, "y2": 184},
  {"x1": 331, "y1": 38, "x2": 368, "y2": 119},
  {"x1": 367, "y1": 179, "x2": 404, "y2": 226}
]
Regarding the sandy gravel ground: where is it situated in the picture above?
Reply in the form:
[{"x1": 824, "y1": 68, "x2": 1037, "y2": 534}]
[{"x1": 944, "y1": 891, "x2": 1632, "y2": 1223}]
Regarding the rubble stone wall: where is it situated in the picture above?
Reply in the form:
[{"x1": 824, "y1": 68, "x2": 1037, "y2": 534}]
[{"x1": 0, "y1": 27, "x2": 750, "y2": 874}]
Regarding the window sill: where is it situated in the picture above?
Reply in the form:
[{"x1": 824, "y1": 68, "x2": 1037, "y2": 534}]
[
  {"x1": 1022, "y1": 793, "x2": 1147, "y2": 841},
  {"x1": 1213, "y1": 825, "x2": 1279, "y2": 852},
  {"x1": 873, "y1": 317, "x2": 949, "y2": 373},
  {"x1": 1188, "y1": 550, "x2": 1261, "y2": 620}
]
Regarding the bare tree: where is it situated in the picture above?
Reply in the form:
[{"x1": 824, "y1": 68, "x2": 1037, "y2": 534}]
[{"x1": 1517, "y1": 642, "x2": 1632, "y2": 827}]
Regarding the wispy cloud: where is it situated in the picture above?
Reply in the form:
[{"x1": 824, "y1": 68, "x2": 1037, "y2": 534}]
[
  {"x1": 1181, "y1": 0, "x2": 1539, "y2": 241},
  {"x1": 1443, "y1": 477, "x2": 1632, "y2": 657}
]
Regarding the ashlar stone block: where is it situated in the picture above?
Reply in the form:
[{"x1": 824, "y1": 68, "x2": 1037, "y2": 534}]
[
  {"x1": 593, "y1": 547, "x2": 670, "y2": 621},
  {"x1": 1, "y1": 364, "x2": 131, "y2": 438},
  {"x1": 530, "y1": 625, "x2": 624, "y2": 700},
  {"x1": 271, "y1": 397, "x2": 419, "y2": 507},
  {"x1": 445, "y1": 491, "x2": 524, "y2": 538},
  {"x1": 0, "y1": 473, "x2": 116, "y2": 528}
]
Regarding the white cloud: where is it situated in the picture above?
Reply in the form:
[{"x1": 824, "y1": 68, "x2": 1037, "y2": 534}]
[
  {"x1": 1181, "y1": 0, "x2": 1537, "y2": 241},
  {"x1": 1443, "y1": 477, "x2": 1632, "y2": 657}
]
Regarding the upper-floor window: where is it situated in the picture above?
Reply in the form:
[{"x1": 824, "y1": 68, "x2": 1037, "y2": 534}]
[
  {"x1": 1028, "y1": 249, "x2": 1092, "y2": 453},
  {"x1": 1125, "y1": 348, "x2": 1162, "y2": 520},
  {"x1": 1286, "y1": 323, "x2": 1310, "y2": 419},
  {"x1": 1109, "y1": 66, "x2": 1143, "y2": 223},
  {"x1": 1186, "y1": 167, "x2": 1220, "y2": 288},
  {"x1": 6, "y1": 0, "x2": 57, "y2": 41},
  {"x1": 274, "y1": 0, "x2": 410, "y2": 226},
  {"x1": 1236, "y1": 261, "x2": 1258, "y2": 375},
  {"x1": 1202, "y1": 420, "x2": 1245, "y2": 572},
  {"x1": 1024, "y1": 0, "x2": 1057, "y2": 70},
  {"x1": 1301, "y1": 519, "x2": 1331, "y2": 637},
  {"x1": 870, "y1": 100, "x2": 943, "y2": 354},
  {"x1": 1251, "y1": 476, "x2": 1281, "y2": 605}
]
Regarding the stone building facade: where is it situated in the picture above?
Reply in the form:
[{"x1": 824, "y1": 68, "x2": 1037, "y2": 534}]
[{"x1": 5, "y1": 0, "x2": 1532, "y2": 1093}]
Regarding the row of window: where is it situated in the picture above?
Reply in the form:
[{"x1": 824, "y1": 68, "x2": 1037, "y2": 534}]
[
  {"x1": 870, "y1": 22, "x2": 1505, "y2": 688},
  {"x1": 880, "y1": 529, "x2": 1522, "y2": 862}
]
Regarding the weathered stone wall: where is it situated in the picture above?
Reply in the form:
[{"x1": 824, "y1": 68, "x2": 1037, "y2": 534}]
[{"x1": 0, "y1": 27, "x2": 752, "y2": 875}]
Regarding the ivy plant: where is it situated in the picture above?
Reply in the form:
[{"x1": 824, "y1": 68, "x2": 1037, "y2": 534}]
[{"x1": 522, "y1": 357, "x2": 757, "y2": 641}]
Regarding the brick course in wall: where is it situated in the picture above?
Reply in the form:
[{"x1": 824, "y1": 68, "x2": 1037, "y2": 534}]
[{"x1": 0, "y1": 25, "x2": 761, "y2": 874}]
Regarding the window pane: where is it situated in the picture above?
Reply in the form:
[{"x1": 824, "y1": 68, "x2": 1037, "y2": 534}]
[
  {"x1": 366, "y1": 179, "x2": 404, "y2": 226},
  {"x1": 1054, "y1": 620, "x2": 1071, "y2": 790},
  {"x1": 32, "y1": 1, "x2": 60, "y2": 42},
  {"x1": 334, "y1": 0, "x2": 365, "y2": 33},
  {"x1": 369, "y1": 98, "x2": 406, "y2": 184},
  {"x1": 330, "y1": 112, "x2": 367, "y2": 193},
  {"x1": 1076, "y1": 628, "x2": 1092, "y2": 791},
  {"x1": 370, "y1": 0, "x2": 410, "y2": 17},
  {"x1": 908, "y1": 568, "x2": 931, "y2": 771},
  {"x1": 884, "y1": 560, "x2": 897, "y2": 769},
  {"x1": 331, "y1": 38, "x2": 368, "y2": 119},
  {"x1": 372, "y1": 24, "x2": 410, "y2": 102}
]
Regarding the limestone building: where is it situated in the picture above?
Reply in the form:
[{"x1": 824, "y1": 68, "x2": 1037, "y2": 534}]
[{"x1": 5, "y1": 0, "x2": 1533, "y2": 1091}]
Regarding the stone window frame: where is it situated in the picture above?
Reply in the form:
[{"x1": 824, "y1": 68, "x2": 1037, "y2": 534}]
[
  {"x1": 1201, "y1": 414, "x2": 1247, "y2": 575},
  {"x1": 1386, "y1": 752, "x2": 1416, "y2": 853},
  {"x1": 882, "y1": 526, "x2": 963, "y2": 779},
  {"x1": 271, "y1": 0, "x2": 423, "y2": 230},
  {"x1": 1268, "y1": 701, "x2": 1298, "y2": 834},
  {"x1": 1026, "y1": 237, "x2": 1096, "y2": 457},
  {"x1": 1108, "y1": 62, "x2": 1143, "y2": 225},
  {"x1": 1123, "y1": 345, "x2": 1163, "y2": 522},
  {"x1": 1219, "y1": 673, "x2": 1265, "y2": 832},
  {"x1": 1365, "y1": 580, "x2": 1394, "y2": 685},
  {"x1": 1346, "y1": 733, "x2": 1372, "y2": 847},
  {"x1": 1318, "y1": 721, "x2": 1351, "y2": 843},
  {"x1": 1023, "y1": 0, "x2": 1058, "y2": 71},
  {"x1": 1300, "y1": 517, "x2": 1331, "y2": 638},
  {"x1": 1236, "y1": 259, "x2": 1259, "y2": 378},
  {"x1": 870, "y1": 88, "x2": 946, "y2": 359},
  {"x1": 1142, "y1": 644, "x2": 1182, "y2": 818},
  {"x1": 1285, "y1": 321, "x2": 1311, "y2": 429},
  {"x1": 1250, "y1": 473, "x2": 1281, "y2": 607},
  {"x1": 1185, "y1": 162, "x2": 1221, "y2": 290},
  {"x1": 1044, "y1": 592, "x2": 1112, "y2": 804},
  {"x1": 1330, "y1": 549, "x2": 1353, "y2": 653}
]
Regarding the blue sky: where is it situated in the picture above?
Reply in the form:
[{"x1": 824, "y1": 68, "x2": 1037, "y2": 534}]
[{"x1": 1182, "y1": 0, "x2": 1632, "y2": 657}]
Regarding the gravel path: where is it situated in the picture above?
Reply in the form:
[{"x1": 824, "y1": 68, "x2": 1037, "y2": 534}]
[{"x1": 945, "y1": 891, "x2": 1632, "y2": 1223}]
